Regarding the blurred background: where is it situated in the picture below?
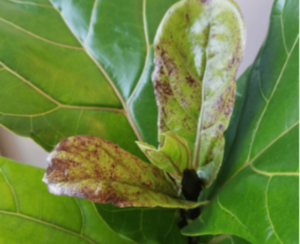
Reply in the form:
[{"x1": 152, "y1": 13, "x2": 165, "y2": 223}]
[{"x1": 0, "y1": 0, "x2": 274, "y2": 168}]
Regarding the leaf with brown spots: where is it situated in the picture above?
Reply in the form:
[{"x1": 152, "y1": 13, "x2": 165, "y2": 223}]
[
  {"x1": 43, "y1": 135, "x2": 208, "y2": 208},
  {"x1": 144, "y1": 0, "x2": 245, "y2": 187}
]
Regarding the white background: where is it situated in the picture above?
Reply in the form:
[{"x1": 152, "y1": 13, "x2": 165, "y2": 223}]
[{"x1": 0, "y1": 0, "x2": 275, "y2": 168}]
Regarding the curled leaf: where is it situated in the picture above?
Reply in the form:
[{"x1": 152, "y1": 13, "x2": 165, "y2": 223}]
[
  {"x1": 151, "y1": 0, "x2": 245, "y2": 187},
  {"x1": 136, "y1": 132, "x2": 193, "y2": 182},
  {"x1": 43, "y1": 135, "x2": 208, "y2": 209}
]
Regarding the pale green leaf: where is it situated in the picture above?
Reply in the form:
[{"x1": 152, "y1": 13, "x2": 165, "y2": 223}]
[
  {"x1": 145, "y1": 0, "x2": 245, "y2": 187},
  {"x1": 137, "y1": 131, "x2": 193, "y2": 182}
]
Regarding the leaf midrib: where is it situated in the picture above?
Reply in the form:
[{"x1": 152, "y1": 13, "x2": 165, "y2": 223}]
[{"x1": 49, "y1": 0, "x2": 150, "y2": 142}]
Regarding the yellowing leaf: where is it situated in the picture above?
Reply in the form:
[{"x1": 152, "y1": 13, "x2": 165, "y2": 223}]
[
  {"x1": 43, "y1": 135, "x2": 208, "y2": 209},
  {"x1": 136, "y1": 131, "x2": 193, "y2": 182},
  {"x1": 151, "y1": 0, "x2": 245, "y2": 187}
]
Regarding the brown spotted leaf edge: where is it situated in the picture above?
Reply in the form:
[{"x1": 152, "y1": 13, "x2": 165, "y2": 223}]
[
  {"x1": 43, "y1": 135, "x2": 209, "y2": 208},
  {"x1": 141, "y1": 0, "x2": 245, "y2": 187}
]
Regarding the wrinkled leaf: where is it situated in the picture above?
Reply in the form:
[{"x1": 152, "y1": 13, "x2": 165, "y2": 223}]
[
  {"x1": 43, "y1": 135, "x2": 207, "y2": 209},
  {"x1": 137, "y1": 131, "x2": 193, "y2": 182},
  {"x1": 0, "y1": 156, "x2": 136, "y2": 244},
  {"x1": 144, "y1": 0, "x2": 245, "y2": 186},
  {"x1": 182, "y1": 0, "x2": 299, "y2": 243}
]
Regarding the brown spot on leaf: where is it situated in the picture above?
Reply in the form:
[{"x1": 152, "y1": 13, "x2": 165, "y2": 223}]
[
  {"x1": 186, "y1": 76, "x2": 196, "y2": 87},
  {"x1": 185, "y1": 13, "x2": 189, "y2": 21}
]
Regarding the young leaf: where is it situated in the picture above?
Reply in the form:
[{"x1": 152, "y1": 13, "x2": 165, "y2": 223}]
[
  {"x1": 151, "y1": 0, "x2": 245, "y2": 187},
  {"x1": 182, "y1": 0, "x2": 299, "y2": 243},
  {"x1": 137, "y1": 131, "x2": 193, "y2": 182},
  {"x1": 43, "y1": 135, "x2": 208, "y2": 209}
]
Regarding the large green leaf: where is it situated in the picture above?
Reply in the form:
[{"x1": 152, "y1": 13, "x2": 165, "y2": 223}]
[
  {"x1": 0, "y1": 0, "x2": 190, "y2": 243},
  {"x1": 182, "y1": 0, "x2": 299, "y2": 243},
  {"x1": 0, "y1": 156, "x2": 136, "y2": 244}
]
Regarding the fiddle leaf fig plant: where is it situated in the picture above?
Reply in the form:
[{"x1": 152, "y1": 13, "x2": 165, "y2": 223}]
[{"x1": 0, "y1": 0, "x2": 298, "y2": 243}]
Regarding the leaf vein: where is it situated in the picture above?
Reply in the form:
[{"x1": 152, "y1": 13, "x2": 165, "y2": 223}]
[
  {"x1": 265, "y1": 177, "x2": 284, "y2": 244},
  {"x1": 250, "y1": 164, "x2": 299, "y2": 177},
  {"x1": 0, "y1": 63, "x2": 126, "y2": 114},
  {"x1": 49, "y1": 2, "x2": 144, "y2": 141},
  {"x1": 246, "y1": 36, "x2": 299, "y2": 162},
  {"x1": 280, "y1": 14, "x2": 288, "y2": 55},
  {"x1": 0, "y1": 168, "x2": 19, "y2": 213},
  {"x1": 221, "y1": 121, "x2": 299, "y2": 189},
  {"x1": 84, "y1": 0, "x2": 98, "y2": 44},
  {"x1": 0, "y1": 17, "x2": 83, "y2": 50},
  {"x1": 9, "y1": 0, "x2": 53, "y2": 8},
  {"x1": 127, "y1": 0, "x2": 151, "y2": 105},
  {"x1": 217, "y1": 196, "x2": 255, "y2": 241},
  {"x1": 0, "y1": 210, "x2": 96, "y2": 244}
]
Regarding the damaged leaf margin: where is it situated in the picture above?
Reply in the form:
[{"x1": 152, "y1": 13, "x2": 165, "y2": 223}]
[
  {"x1": 43, "y1": 135, "x2": 208, "y2": 209},
  {"x1": 148, "y1": 0, "x2": 245, "y2": 187}
]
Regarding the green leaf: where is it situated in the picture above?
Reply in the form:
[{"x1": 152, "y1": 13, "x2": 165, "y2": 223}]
[
  {"x1": 182, "y1": 0, "x2": 299, "y2": 243},
  {"x1": 137, "y1": 132, "x2": 193, "y2": 183},
  {"x1": 43, "y1": 135, "x2": 207, "y2": 209},
  {"x1": 199, "y1": 235, "x2": 251, "y2": 244},
  {"x1": 0, "y1": 0, "x2": 182, "y2": 160},
  {"x1": 149, "y1": 0, "x2": 246, "y2": 187},
  {"x1": 0, "y1": 156, "x2": 137, "y2": 244},
  {"x1": 0, "y1": 0, "x2": 193, "y2": 242}
]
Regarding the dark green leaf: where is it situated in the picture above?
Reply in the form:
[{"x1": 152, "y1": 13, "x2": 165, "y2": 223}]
[
  {"x1": 200, "y1": 235, "x2": 251, "y2": 244},
  {"x1": 182, "y1": 0, "x2": 299, "y2": 243}
]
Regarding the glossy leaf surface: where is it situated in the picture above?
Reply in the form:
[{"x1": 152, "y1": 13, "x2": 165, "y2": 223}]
[
  {"x1": 0, "y1": 0, "x2": 191, "y2": 243},
  {"x1": 200, "y1": 235, "x2": 251, "y2": 244},
  {"x1": 44, "y1": 135, "x2": 205, "y2": 209},
  {"x1": 0, "y1": 157, "x2": 137, "y2": 244},
  {"x1": 182, "y1": 0, "x2": 299, "y2": 243},
  {"x1": 151, "y1": 0, "x2": 245, "y2": 187}
]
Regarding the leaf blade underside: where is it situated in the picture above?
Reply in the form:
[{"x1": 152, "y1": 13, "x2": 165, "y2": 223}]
[{"x1": 182, "y1": 0, "x2": 299, "y2": 243}]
